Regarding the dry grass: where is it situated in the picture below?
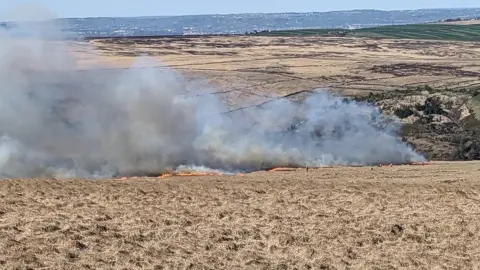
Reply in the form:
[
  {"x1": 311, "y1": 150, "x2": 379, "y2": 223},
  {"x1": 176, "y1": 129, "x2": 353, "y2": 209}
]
[
  {"x1": 78, "y1": 36, "x2": 480, "y2": 102},
  {"x1": 2, "y1": 162, "x2": 480, "y2": 269}
]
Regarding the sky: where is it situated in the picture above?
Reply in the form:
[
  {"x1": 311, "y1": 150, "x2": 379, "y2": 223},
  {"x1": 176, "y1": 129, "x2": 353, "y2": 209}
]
[{"x1": 1, "y1": 0, "x2": 479, "y2": 18}]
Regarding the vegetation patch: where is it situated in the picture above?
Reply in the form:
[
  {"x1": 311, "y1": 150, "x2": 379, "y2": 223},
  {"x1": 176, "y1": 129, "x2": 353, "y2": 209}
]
[
  {"x1": 248, "y1": 24, "x2": 480, "y2": 41},
  {"x1": 350, "y1": 85, "x2": 480, "y2": 160}
]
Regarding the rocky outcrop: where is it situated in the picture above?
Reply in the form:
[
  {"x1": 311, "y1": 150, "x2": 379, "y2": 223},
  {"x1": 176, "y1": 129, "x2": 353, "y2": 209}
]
[{"x1": 369, "y1": 91, "x2": 480, "y2": 160}]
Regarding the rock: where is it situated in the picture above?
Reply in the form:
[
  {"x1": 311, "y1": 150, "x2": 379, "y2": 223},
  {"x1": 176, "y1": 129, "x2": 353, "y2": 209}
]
[
  {"x1": 403, "y1": 115, "x2": 420, "y2": 124},
  {"x1": 405, "y1": 95, "x2": 427, "y2": 106},
  {"x1": 457, "y1": 104, "x2": 471, "y2": 121},
  {"x1": 421, "y1": 90, "x2": 430, "y2": 96},
  {"x1": 414, "y1": 110, "x2": 425, "y2": 117},
  {"x1": 434, "y1": 95, "x2": 457, "y2": 107},
  {"x1": 424, "y1": 94, "x2": 468, "y2": 114},
  {"x1": 378, "y1": 97, "x2": 424, "y2": 119},
  {"x1": 431, "y1": 115, "x2": 452, "y2": 124}
]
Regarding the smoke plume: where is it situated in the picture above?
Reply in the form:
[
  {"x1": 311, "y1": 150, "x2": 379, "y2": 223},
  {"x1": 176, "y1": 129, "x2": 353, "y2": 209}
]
[{"x1": 0, "y1": 17, "x2": 425, "y2": 178}]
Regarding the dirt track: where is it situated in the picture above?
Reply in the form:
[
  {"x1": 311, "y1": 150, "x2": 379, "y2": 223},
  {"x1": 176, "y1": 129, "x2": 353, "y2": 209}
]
[{"x1": 2, "y1": 161, "x2": 480, "y2": 269}]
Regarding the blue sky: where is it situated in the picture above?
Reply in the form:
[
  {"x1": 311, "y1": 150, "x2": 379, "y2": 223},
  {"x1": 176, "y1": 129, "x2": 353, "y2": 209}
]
[{"x1": 1, "y1": 0, "x2": 479, "y2": 18}]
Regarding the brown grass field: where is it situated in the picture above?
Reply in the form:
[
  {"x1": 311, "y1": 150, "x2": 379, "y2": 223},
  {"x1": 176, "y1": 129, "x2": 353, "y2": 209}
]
[
  {"x1": 2, "y1": 36, "x2": 480, "y2": 269},
  {"x1": 83, "y1": 36, "x2": 480, "y2": 100},
  {"x1": 2, "y1": 162, "x2": 480, "y2": 269}
]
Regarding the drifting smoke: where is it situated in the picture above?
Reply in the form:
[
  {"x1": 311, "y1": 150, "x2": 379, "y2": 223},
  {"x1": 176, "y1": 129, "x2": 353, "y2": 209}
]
[{"x1": 0, "y1": 17, "x2": 425, "y2": 178}]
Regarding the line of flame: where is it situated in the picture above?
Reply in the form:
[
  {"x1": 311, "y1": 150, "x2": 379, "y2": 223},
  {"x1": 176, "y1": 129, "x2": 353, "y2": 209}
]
[{"x1": 115, "y1": 161, "x2": 431, "y2": 179}]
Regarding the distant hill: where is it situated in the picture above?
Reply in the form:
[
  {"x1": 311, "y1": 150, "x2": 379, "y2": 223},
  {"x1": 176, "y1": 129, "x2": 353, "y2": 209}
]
[
  {"x1": 3, "y1": 8, "x2": 480, "y2": 38},
  {"x1": 69, "y1": 8, "x2": 480, "y2": 37}
]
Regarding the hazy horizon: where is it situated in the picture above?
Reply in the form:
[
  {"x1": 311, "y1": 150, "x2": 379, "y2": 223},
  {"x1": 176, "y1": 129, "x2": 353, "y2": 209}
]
[
  {"x1": 0, "y1": 1, "x2": 479, "y2": 19},
  {"x1": 57, "y1": 7, "x2": 480, "y2": 19}
]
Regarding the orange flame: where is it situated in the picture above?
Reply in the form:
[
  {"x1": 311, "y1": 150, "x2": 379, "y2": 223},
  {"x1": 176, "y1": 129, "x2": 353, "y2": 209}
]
[{"x1": 116, "y1": 162, "x2": 432, "y2": 180}]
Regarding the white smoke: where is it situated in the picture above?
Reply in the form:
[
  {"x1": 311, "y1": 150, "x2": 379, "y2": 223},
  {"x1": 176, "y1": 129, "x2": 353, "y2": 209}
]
[{"x1": 0, "y1": 15, "x2": 425, "y2": 179}]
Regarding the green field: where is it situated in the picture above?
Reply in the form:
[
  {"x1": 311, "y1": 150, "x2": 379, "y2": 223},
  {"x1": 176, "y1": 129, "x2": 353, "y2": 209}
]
[{"x1": 249, "y1": 23, "x2": 480, "y2": 41}]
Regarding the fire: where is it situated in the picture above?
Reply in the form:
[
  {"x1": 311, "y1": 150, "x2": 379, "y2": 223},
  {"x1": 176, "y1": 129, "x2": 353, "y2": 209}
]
[
  {"x1": 159, "y1": 171, "x2": 231, "y2": 178},
  {"x1": 116, "y1": 171, "x2": 244, "y2": 180},
  {"x1": 115, "y1": 161, "x2": 432, "y2": 180}
]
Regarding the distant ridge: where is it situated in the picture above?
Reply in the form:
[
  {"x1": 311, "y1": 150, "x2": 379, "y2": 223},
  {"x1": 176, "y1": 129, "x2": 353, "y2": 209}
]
[
  {"x1": 2, "y1": 8, "x2": 480, "y2": 38},
  {"x1": 55, "y1": 7, "x2": 480, "y2": 19}
]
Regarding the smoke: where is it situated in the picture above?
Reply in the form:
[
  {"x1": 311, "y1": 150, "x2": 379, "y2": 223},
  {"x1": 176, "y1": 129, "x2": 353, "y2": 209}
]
[
  {"x1": 1, "y1": 2, "x2": 57, "y2": 22},
  {"x1": 0, "y1": 16, "x2": 425, "y2": 179}
]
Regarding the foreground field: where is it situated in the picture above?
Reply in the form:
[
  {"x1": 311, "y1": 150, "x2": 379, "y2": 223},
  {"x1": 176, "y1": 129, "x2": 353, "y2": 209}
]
[{"x1": 1, "y1": 162, "x2": 480, "y2": 269}]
